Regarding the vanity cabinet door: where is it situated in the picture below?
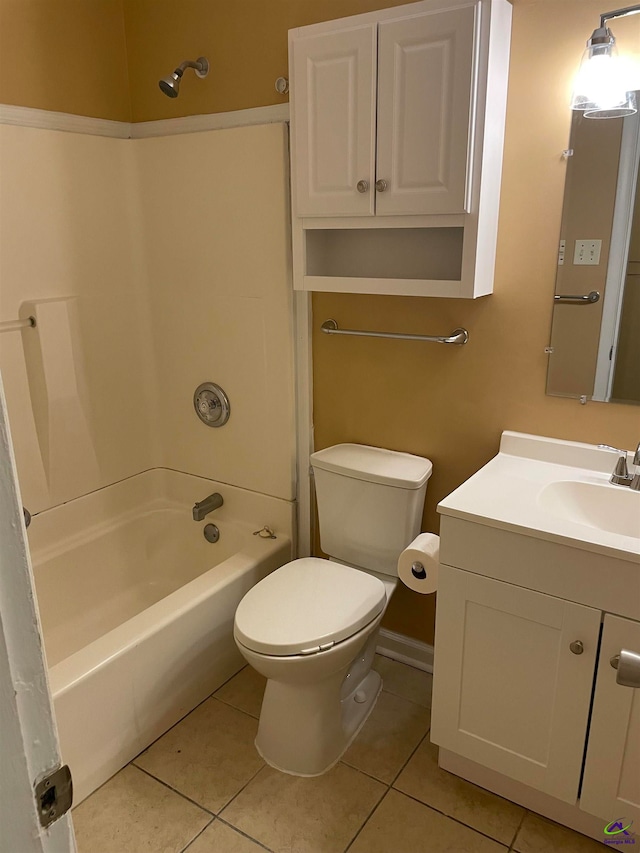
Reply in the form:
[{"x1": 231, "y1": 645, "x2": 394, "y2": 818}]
[
  {"x1": 431, "y1": 566, "x2": 601, "y2": 803},
  {"x1": 376, "y1": 6, "x2": 476, "y2": 216},
  {"x1": 291, "y1": 25, "x2": 377, "y2": 218},
  {"x1": 580, "y1": 614, "x2": 640, "y2": 824}
]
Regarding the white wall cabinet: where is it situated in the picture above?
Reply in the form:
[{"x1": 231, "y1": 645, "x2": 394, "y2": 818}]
[
  {"x1": 289, "y1": 0, "x2": 512, "y2": 298},
  {"x1": 432, "y1": 564, "x2": 640, "y2": 821}
]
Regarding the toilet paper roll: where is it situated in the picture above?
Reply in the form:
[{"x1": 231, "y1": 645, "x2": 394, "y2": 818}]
[{"x1": 397, "y1": 532, "x2": 439, "y2": 594}]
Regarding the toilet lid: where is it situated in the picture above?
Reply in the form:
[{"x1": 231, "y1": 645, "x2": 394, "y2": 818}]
[{"x1": 234, "y1": 558, "x2": 386, "y2": 657}]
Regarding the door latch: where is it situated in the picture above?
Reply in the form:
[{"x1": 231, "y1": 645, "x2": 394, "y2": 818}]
[{"x1": 35, "y1": 765, "x2": 73, "y2": 827}]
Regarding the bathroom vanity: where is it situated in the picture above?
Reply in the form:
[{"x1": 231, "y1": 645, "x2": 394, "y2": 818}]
[{"x1": 431, "y1": 432, "x2": 640, "y2": 842}]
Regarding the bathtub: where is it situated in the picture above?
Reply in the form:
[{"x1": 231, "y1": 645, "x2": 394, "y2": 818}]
[{"x1": 28, "y1": 468, "x2": 294, "y2": 805}]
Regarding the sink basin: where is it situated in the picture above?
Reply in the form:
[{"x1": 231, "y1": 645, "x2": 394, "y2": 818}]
[
  {"x1": 538, "y1": 480, "x2": 640, "y2": 540},
  {"x1": 437, "y1": 431, "x2": 640, "y2": 559},
  {"x1": 437, "y1": 431, "x2": 639, "y2": 623}
]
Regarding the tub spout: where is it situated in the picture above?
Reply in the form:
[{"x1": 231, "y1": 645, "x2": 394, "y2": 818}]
[{"x1": 192, "y1": 492, "x2": 223, "y2": 521}]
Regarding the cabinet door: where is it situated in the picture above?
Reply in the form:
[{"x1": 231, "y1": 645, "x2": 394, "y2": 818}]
[
  {"x1": 580, "y1": 614, "x2": 640, "y2": 824},
  {"x1": 376, "y1": 6, "x2": 476, "y2": 216},
  {"x1": 291, "y1": 25, "x2": 377, "y2": 217},
  {"x1": 431, "y1": 566, "x2": 601, "y2": 803}
]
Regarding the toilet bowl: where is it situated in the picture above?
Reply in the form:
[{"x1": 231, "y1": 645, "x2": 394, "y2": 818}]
[
  {"x1": 235, "y1": 558, "x2": 396, "y2": 775},
  {"x1": 233, "y1": 444, "x2": 432, "y2": 776}
]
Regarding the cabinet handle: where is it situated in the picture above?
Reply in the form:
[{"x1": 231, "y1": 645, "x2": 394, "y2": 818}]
[
  {"x1": 611, "y1": 650, "x2": 640, "y2": 688},
  {"x1": 569, "y1": 640, "x2": 584, "y2": 655},
  {"x1": 375, "y1": 179, "x2": 388, "y2": 192},
  {"x1": 356, "y1": 180, "x2": 369, "y2": 193}
]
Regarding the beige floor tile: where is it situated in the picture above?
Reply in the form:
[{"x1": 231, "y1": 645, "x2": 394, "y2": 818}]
[
  {"x1": 215, "y1": 665, "x2": 266, "y2": 719},
  {"x1": 394, "y1": 739, "x2": 524, "y2": 846},
  {"x1": 222, "y1": 762, "x2": 385, "y2": 853},
  {"x1": 342, "y1": 690, "x2": 431, "y2": 783},
  {"x1": 514, "y1": 813, "x2": 606, "y2": 852},
  {"x1": 349, "y1": 789, "x2": 507, "y2": 853},
  {"x1": 134, "y1": 697, "x2": 263, "y2": 813},
  {"x1": 186, "y1": 819, "x2": 269, "y2": 853},
  {"x1": 373, "y1": 654, "x2": 433, "y2": 708},
  {"x1": 72, "y1": 765, "x2": 210, "y2": 853}
]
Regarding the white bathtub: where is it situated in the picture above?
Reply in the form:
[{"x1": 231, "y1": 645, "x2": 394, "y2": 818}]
[{"x1": 28, "y1": 468, "x2": 294, "y2": 805}]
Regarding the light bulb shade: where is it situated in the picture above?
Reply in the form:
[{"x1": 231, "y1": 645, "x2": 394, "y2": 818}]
[
  {"x1": 584, "y1": 89, "x2": 637, "y2": 119},
  {"x1": 571, "y1": 27, "x2": 637, "y2": 118}
]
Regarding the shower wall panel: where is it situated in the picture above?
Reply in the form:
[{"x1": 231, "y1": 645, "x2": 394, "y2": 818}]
[
  {"x1": 134, "y1": 123, "x2": 295, "y2": 502},
  {"x1": 0, "y1": 125, "x2": 158, "y2": 512}
]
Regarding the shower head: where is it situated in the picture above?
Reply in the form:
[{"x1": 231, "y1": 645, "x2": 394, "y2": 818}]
[{"x1": 159, "y1": 57, "x2": 209, "y2": 98}]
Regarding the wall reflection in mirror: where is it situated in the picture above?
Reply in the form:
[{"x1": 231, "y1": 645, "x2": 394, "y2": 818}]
[{"x1": 547, "y1": 104, "x2": 640, "y2": 405}]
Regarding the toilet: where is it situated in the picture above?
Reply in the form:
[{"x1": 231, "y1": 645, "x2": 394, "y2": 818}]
[{"x1": 233, "y1": 443, "x2": 432, "y2": 776}]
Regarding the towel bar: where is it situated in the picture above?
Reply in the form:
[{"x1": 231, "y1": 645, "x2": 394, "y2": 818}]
[
  {"x1": 0, "y1": 317, "x2": 36, "y2": 334},
  {"x1": 320, "y1": 319, "x2": 468, "y2": 345}
]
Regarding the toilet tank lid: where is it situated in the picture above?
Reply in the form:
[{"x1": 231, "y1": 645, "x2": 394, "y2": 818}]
[{"x1": 311, "y1": 444, "x2": 432, "y2": 489}]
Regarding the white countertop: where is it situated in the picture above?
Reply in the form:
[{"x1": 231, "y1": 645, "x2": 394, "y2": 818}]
[{"x1": 437, "y1": 431, "x2": 640, "y2": 563}]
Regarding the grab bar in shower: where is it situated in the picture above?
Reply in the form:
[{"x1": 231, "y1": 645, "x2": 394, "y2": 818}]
[
  {"x1": 0, "y1": 317, "x2": 36, "y2": 334},
  {"x1": 553, "y1": 291, "x2": 600, "y2": 304},
  {"x1": 320, "y1": 318, "x2": 469, "y2": 345}
]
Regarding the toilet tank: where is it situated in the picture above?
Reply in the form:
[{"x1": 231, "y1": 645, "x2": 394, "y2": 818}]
[{"x1": 310, "y1": 444, "x2": 433, "y2": 577}]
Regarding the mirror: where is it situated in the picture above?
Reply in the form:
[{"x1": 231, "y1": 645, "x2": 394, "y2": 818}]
[{"x1": 546, "y1": 102, "x2": 640, "y2": 405}]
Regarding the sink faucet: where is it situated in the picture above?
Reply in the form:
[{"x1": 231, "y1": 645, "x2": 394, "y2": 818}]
[
  {"x1": 598, "y1": 445, "x2": 633, "y2": 487},
  {"x1": 631, "y1": 443, "x2": 640, "y2": 492},
  {"x1": 192, "y1": 492, "x2": 223, "y2": 521}
]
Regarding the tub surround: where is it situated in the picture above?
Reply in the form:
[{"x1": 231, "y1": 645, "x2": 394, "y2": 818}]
[
  {"x1": 29, "y1": 467, "x2": 294, "y2": 805},
  {"x1": 0, "y1": 120, "x2": 295, "y2": 514}
]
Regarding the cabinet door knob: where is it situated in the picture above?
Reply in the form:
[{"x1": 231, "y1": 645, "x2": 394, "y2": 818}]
[
  {"x1": 611, "y1": 650, "x2": 640, "y2": 688},
  {"x1": 356, "y1": 180, "x2": 369, "y2": 193},
  {"x1": 569, "y1": 640, "x2": 584, "y2": 655},
  {"x1": 375, "y1": 179, "x2": 388, "y2": 192}
]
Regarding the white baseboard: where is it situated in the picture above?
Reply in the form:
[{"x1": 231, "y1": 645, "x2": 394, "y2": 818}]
[{"x1": 376, "y1": 628, "x2": 434, "y2": 673}]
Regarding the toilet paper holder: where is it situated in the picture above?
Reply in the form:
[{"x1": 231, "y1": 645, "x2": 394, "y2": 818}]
[{"x1": 411, "y1": 562, "x2": 427, "y2": 580}]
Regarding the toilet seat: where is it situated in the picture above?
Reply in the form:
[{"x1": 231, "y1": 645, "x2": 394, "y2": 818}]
[{"x1": 234, "y1": 557, "x2": 386, "y2": 657}]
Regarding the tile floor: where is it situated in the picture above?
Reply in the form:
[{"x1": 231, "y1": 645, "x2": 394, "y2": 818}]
[{"x1": 72, "y1": 656, "x2": 604, "y2": 853}]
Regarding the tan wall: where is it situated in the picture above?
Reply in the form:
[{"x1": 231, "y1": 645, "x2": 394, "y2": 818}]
[
  {"x1": 123, "y1": 0, "x2": 412, "y2": 123},
  {"x1": 0, "y1": 0, "x2": 130, "y2": 121},
  {"x1": 313, "y1": 0, "x2": 640, "y2": 644}
]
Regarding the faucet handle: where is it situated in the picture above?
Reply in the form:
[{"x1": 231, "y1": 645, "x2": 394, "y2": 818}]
[
  {"x1": 597, "y1": 445, "x2": 632, "y2": 486},
  {"x1": 634, "y1": 442, "x2": 640, "y2": 467}
]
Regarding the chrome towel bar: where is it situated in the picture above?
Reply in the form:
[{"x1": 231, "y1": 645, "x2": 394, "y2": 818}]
[
  {"x1": 321, "y1": 319, "x2": 469, "y2": 345},
  {"x1": 0, "y1": 317, "x2": 36, "y2": 334},
  {"x1": 553, "y1": 291, "x2": 600, "y2": 303}
]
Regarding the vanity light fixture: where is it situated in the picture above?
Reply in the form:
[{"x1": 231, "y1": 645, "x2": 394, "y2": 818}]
[{"x1": 571, "y1": 4, "x2": 640, "y2": 118}]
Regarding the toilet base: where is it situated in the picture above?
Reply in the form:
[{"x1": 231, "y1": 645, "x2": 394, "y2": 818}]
[{"x1": 255, "y1": 668, "x2": 382, "y2": 777}]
